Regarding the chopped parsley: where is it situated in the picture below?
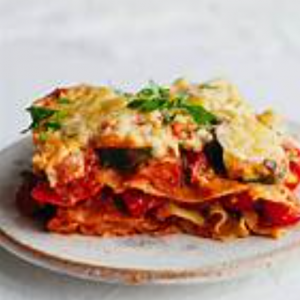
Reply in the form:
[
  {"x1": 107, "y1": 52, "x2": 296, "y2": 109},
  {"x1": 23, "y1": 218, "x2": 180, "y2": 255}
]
[{"x1": 127, "y1": 81, "x2": 217, "y2": 125}]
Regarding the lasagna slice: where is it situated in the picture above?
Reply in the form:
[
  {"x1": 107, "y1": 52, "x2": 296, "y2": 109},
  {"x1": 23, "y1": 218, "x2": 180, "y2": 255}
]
[{"x1": 17, "y1": 79, "x2": 300, "y2": 240}]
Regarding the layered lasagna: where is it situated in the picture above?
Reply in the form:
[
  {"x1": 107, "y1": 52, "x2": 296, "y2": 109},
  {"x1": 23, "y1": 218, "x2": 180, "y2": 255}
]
[{"x1": 17, "y1": 79, "x2": 300, "y2": 239}]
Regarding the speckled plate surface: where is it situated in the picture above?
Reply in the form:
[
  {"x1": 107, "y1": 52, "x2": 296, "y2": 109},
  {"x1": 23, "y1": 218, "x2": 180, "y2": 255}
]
[{"x1": 1, "y1": 122, "x2": 300, "y2": 285}]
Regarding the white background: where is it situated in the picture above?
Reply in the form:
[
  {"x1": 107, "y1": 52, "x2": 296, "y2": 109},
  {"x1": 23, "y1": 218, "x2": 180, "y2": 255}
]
[{"x1": 1, "y1": 0, "x2": 300, "y2": 299}]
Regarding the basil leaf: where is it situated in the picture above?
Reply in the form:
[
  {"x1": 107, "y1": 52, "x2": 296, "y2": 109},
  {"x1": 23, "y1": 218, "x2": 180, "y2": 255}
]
[
  {"x1": 45, "y1": 121, "x2": 61, "y2": 131},
  {"x1": 126, "y1": 82, "x2": 218, "y2": 126},
  {"x1": 127, "y1": 99, "x2": 146, "y2": 109},
  {"x1": 22, "y1": 105, "x2": 67, "y2": 135},
  {"x1": 28, "y1": 106, "x2": 56, "y2": 127},
  {"x1": 138, "y1": 88, "x2": 155, "y2": 97},
  {"x1": 182, "y1": 104, "x2": 217, "y2": 125},
  {"x1": 139, "y1": 99, "x2": 166, "y2": 112},
  {"x1": 22, "y1": 106, "x2": 57, "y2": 133},
  {"x1": 127, "y1": 81, "x2": 170, "y2": 112}
]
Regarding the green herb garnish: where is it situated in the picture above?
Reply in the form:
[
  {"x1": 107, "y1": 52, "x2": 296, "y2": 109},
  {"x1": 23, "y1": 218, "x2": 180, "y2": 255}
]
[
  {"x1": 127, "y1": 81, "x2": 217, "y2": 125},
  {"x1": 128, "y1": 98, "x2": 168, "y2": 112},
  {"x1": 22, "y1": 104, "x2": 67, "y2": 137},
  {"x1": 128, "y1": 81, "x2": 170, "y2": 112},
  {"x1": 45, "y1": 121, "x2": 61, "y2": 131},
  {"x1": 180, "y1": 104, "x2": 217, "y2": 125},
  {"x1": 22, "y1": 106, "x2": 57, "y2": 133}
]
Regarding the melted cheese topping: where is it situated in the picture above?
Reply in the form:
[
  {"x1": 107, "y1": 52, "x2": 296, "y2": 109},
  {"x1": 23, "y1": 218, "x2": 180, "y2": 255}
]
[
  {"x1": 217, "y1": 117, "x2": 285, "y2": 162},
  {"x1": 30, "y1": 79, "x2": 288, "y2": 186},
  {"x1": 216, "y1": 116, "x2": 287, "y2": 181},
  {"x1": 173, "y1": 79, "x2": 254, "y2": 120}
]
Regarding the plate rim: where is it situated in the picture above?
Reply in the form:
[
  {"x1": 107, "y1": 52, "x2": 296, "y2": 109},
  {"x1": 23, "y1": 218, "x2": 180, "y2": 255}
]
[{"x1": 1, "y1": 222, "x2": 300, "y2": 284}]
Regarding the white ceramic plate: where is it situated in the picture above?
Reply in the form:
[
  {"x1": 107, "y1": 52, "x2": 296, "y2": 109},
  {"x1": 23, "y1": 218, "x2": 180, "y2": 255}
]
[{"x1": 1, "y1": 123, "x2": 300, "y2": 285}]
